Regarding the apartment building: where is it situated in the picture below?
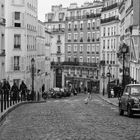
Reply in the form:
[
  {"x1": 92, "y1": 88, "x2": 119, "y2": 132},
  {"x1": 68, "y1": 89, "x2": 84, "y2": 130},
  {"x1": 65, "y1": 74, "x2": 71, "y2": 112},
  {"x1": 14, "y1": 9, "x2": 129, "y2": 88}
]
[
  {"x1": 36, "y1": 20, "x2": 46, "y2": 93},
  {"x1": 45, "y1": 28, "x2": 51, "y2": 90},
  {"x1": 119, "y1": 0, "x2": 140, "y2": 84},
  {"x1": 100, "y1": 0, "x2": 121, "y2": 93},
  {"x1": 65, "y1": 1, "x2": 103, "y2": 91},
  {"x1": 5, "y1": 0, "x2": 38, "y2": 87},
  {"x1": 0, "y1": 0, "x2": 5, "y2": 81},
  {"x1": 45, "y1": 5, "x2": 67, "y2": 88}
]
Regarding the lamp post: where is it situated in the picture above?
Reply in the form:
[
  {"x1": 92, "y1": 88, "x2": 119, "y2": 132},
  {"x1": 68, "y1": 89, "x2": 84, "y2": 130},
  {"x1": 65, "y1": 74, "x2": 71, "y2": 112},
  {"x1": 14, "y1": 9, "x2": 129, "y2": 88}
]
[
  {"x1": 31, "y1": 58, "x2": 35, "y2": 101},
  {"x1": 121, "y1": 43, "x2": 128, "y2": 90},
  {"x1": 107, "y1": 64, "x2": 111, "y2": 98}
]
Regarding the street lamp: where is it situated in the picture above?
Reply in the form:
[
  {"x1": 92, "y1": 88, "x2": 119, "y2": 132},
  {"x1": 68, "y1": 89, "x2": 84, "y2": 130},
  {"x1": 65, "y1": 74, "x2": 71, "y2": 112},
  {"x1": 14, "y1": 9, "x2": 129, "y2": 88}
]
[
  {"x1": 31, "y1": 58, "x2": 35, "y2": 101},
  {"x1": 107, "y1": 64, "x2": 111, "y2": 98},
  {"x1": 121, "y1": 43, "x2": 128, "y2": 90}
]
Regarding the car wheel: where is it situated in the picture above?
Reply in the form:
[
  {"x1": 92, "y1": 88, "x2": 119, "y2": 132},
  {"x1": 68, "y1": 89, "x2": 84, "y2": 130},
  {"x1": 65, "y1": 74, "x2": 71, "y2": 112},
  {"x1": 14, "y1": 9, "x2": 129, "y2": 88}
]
[{"x1": 127, "y1": 105, "x2": 133, "y2": 117}]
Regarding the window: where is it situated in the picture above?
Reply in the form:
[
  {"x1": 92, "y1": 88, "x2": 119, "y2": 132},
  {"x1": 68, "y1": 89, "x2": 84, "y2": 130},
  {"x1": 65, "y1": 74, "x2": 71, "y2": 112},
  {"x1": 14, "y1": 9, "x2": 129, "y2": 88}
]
[
  {"x1": 87, "y1": 32, "x2": 91, "y2": 39},
  {"x1": 92, "y1": 45, "x2": 95, "y2": 52},
  {"x1": 103, "y1": 27, "x2": 106, "y2": 36},
  {"x1": 87, "y1": 22, "x2": 90, "y2": 29},
  {"x1": 114, "y1": 39, "x2": 116, "y2": 49},
  {"x1": 74, "y1": 33, "x2": 78, "y2": 41},
  {"x1": 68, "y1": 33, "x2": 71, "y2": 40},
  {"x1": 14, "y1": 56, "x2": 20, "y2": 70},
  {"x1": 14, "y1": 34, "x2": 21, "y2": 49},
  {"x1": 108, "y1": 27, "x2": 110, "y2": 36},
  {"x1": 87, "y1": 45, "x2": 90, "y2": 52},
  {"x1": 15, "y1": 23, "x2": 21, "y2": 27},
  {"x1": 80, "y1": 45, "x2": 83, "y2": 52},
  {"x1": 57, "y1": 46, "x2": 61, "y2": 52},
  {"x1": 80, "y1": 57, "x2": 83, "y2": 62},
  {"x1": 87, "y1": 57, "x2": 90, "y2": 63},
  {"x1": 103, "y1": 40, "x2": 105, "y2": 49},
  {"x1": 111, "y1": 27, "x2": 113, "y2": 35},
  {"x1": 114, "y1": 26, "x2": 116, "y2": 35},
  {"x1": 15, "y1": 12, "x2": 20, "y2": 20},
  {"x1": 108, "y1": 39, "x2": 110, "y2": 49},
  {"x1": 80, "y1": 23, "x2": 83, "y2": 29},
  {"x1": 92, "y1": 57, "x2": 95, "y2": 63},
  {"x1": 96, "y1": 32, "x2": 100, "y2": 41},
  {"x1": 58, "y1": 35, "x2": 60, "y2": 40},
  {"x1": 68, "y1": 23, "x2": 71, "y2": 30},
  {"x1": 57, "y1": 57, "x2": 61, "y2": 62},
  {"x1": 68, "y1": 45, "x2": 71, "y2": 52},
  {"x1": 111, "y1": 39, "x2": 113, "y2": 48},
  {"x1": 74, "y1": 45, "x2": 77, "y2": 52}
]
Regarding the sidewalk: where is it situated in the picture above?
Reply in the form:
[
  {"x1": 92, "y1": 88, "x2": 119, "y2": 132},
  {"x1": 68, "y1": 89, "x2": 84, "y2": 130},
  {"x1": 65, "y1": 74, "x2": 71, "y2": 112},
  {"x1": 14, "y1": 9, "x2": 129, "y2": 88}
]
[{"x1": 97, "y1": 93, "x2": 119, "y2": 107}]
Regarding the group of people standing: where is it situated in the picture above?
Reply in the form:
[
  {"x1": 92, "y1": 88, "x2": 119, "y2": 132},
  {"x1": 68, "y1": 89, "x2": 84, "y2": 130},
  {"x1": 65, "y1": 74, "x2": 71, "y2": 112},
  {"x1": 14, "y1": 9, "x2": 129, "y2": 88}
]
[{"x1": 0, "y1": 79, "x2": 28, "y2": 101}]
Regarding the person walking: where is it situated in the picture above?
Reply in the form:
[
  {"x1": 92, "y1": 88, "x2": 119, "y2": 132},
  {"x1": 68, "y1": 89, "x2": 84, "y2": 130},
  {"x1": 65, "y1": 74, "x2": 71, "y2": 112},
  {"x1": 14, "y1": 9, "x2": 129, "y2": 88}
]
[
  {"x1": 19, "y1": 81, "x2": 27, "y2": 101},
  {"x1": 11, "y1": 82, "x2": 19, "y2": 101}
]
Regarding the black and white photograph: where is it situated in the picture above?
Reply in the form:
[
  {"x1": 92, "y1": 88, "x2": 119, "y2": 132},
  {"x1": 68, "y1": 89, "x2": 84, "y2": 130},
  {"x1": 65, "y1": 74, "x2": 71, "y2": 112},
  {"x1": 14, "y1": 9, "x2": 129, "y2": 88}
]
[{"x1": 0, "y1": 0, "x2": 140, "y2": 139}]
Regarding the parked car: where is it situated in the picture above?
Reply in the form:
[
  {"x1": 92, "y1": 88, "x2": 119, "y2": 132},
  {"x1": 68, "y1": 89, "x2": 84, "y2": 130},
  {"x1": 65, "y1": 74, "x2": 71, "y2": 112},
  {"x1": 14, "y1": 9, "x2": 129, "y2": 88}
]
[
  {"x1": 51, "y1": 88, "x2": 62, "y2": 98},
  {"x1": 119, "y1": 84, "x2": 140, "y2": 117}
]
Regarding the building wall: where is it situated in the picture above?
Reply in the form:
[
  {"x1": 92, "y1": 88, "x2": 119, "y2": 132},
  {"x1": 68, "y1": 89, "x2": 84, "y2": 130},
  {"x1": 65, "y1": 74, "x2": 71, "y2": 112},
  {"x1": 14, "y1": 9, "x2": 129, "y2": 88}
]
[
  {"x1": 0, "y1": 0, "x2": 5, "y2": 81},
  {"x1": 5, "y1": 0, "x2": 38, "y2": 87},
  {"x1": 100, "y1": 0, "x2": 121, "y2": 93},
  {"x1": 45, "y1": 5, "x2": 67, "y2": 88}
]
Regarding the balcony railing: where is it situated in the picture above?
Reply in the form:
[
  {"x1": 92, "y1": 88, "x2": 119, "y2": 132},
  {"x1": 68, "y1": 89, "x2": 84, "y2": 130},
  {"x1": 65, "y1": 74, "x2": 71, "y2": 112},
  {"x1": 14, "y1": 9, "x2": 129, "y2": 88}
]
[
  {"x1": 65, "y1": 13, "x2": 101, "y2": 21},
  {"x1": 51, "y1": 61, "x2": 98, "y2": 67},
  {"x1": 52, "y1": 28, "x2": 65, "y2": 33},
  {"x1": 14, "y1": 66, "x2": 20, "y2": 71},
  {"x1": 102, "y1": 3, "x2": 118, "y2": 12},
  {"x1": 101, "y1": 16, "x2": 119, "y2": 24}
]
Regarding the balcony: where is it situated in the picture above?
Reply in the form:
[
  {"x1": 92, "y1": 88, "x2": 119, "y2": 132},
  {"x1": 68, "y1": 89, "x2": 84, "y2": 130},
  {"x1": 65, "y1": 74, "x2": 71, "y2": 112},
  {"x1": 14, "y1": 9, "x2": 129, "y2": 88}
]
[
  {"x1": 65, "y1": 13, "x2": 101, "y2": 21},
  {"x1": 52, "y1": 28, "x2": 64, "y2": 33},
  {"x1": 96, "y1": 38, "x2": 100, "y2": 42},
  {"x1": 74, "y1": 39, "x2": 77, "y2": 42},
  {"x1": 102, "y1": 3, "x2": 118, "y2": 12},
  {"x1": 14, "y1": 66, "x2": 20, "y2": 71},
  {"x1": 101, "y1": 16, "x2": 119, "y2": 24},
  {"x1": 51, "y1": 61, "x2": 98, "y2": 68},
  {"x1": 0, "y1": 18, "x2": 6, "y2": 26},
  {"x1": 68, "y1": 39, "x2": 71, "y2": 42},
  {"x1": 92, "y1": 39, "x2": 95, "y2": 42}
]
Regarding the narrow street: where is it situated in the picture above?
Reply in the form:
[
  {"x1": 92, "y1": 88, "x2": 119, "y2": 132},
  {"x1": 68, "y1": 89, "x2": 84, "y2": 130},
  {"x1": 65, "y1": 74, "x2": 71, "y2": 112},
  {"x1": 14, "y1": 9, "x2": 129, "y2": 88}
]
[{"x1": 0, "y1": 94, "x2": 140, "y2": 140}]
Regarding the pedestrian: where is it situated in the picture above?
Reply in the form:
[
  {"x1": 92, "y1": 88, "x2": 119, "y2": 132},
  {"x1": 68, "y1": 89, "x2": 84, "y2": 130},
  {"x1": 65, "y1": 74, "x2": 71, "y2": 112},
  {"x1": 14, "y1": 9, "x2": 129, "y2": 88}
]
[
  {"x1": 84, "y1": 86, "x2": 87, "y2": 94},
  {"x1": 11, "y1": 82, "x2": 19, "y2": 101},
  {"x1": 110, "y1": 89, "x2": 114, "y2": 98},
  {"x1": 84, "y1": 87, "x2": 92, "y2": 104},
  {"x1": 19, "y1": 81, "x2": 27, "y2": 101},
  {"x1": 2, "y1": 79, "x2": 10, "y2": 102}
]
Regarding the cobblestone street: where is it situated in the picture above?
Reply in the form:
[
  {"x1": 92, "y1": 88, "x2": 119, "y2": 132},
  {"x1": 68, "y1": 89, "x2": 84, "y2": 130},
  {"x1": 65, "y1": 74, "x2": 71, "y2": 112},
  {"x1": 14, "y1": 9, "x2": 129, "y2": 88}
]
[{"x1": 0, "y1": 94, "x2": 140, "y2": 140}]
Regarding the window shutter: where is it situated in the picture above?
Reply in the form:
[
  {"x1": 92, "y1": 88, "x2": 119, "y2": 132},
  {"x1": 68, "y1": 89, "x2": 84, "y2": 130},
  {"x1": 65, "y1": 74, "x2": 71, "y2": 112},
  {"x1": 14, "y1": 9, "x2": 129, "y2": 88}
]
[
  {"x1": 11, "y1": 57, "x2": 14, "y2": 71},
  {"x1": 21, "y1": 13, "x2": 24, "y2": 27},
  {"x1": 20, "y1": 57, "x2": 25, "y2": 71},
  {"x1": 12, "y1": 12, "x2": 15, "y2": 26}
]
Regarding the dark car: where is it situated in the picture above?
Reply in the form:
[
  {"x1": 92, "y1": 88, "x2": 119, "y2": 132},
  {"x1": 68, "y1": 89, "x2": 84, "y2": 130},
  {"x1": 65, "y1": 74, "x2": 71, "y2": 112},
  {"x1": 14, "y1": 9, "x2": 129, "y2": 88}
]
[
  {"x1": 119, "y1": 84, "x2": 140, "y2": 117},
  {"x1": 51, "y1": 88, "x2": 62, "y2": 98}
]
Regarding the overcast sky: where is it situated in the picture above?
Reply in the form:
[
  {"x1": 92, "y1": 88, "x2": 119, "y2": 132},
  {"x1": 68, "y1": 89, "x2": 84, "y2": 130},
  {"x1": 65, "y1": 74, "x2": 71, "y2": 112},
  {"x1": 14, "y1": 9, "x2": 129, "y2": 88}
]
[{"x1": 38, "y1": 0, "x2": 87, "y2": 21}]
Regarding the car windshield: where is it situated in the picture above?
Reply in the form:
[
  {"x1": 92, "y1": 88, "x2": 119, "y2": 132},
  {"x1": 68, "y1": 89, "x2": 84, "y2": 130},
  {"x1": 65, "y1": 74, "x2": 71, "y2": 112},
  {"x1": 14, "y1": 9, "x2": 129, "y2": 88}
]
[{"x1": 131, "y1": 86, "x2": 140, "y2": 96}]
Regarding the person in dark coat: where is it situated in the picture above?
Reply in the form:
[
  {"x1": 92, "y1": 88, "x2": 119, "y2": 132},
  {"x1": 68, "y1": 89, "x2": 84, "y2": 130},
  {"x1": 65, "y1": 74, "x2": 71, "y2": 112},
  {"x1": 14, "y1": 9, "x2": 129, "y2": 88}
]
[
  {"x1": 19, "y1": 81, "x2": 27, "y2": 101},
  {"x1": 11, "y1": 82, "x2": 19, "y2": 101},
  {"x1": 2, "y1": 79, "x2": 10, "y2": 102}
]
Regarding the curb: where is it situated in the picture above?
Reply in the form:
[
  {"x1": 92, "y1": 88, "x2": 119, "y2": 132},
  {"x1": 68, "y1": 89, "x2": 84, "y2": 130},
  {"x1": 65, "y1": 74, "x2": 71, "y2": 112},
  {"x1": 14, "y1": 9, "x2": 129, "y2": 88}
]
[
  {"x1": 0, "y1": 100, "x2": 46, "y2": 126},
  {"x1": 96, "y1": 94, "x2": 118, "y2": 107}
]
